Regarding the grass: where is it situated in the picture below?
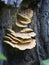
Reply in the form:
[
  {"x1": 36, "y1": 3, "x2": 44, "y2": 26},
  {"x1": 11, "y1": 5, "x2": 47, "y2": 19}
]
[
  {"x1": 42, "y1": 59, "x2": 49, "y2": 65},
  {"x1": 0, "y1": 53, "x2": 7, "y2": 61}
]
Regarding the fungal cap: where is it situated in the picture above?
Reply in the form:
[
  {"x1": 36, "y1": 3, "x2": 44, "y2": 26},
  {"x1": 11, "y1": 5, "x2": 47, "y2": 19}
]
[
  {"x1": 4, "y1": 39, "x2": 36, "y2": 50},
  {"x1": 4, "y1": 34, "x2": 31, "y2": 44},
  {"x1": 19, "y1": 19, "x2": 31, "y2": 25},
  {"x1": 17, "y1": 13, "x2": 29, "y2": 21},
  {"x1": 6, "y1": 28, "x2": 15, "y2": 33},
  {"x1": 5, "y1": 29, "x2": 31, "y2": 39},
  {"x1": 4, "y1": 36, "x2": 18, "y2": 44},
  {"x1": 21, "y1": 9, "x2": 33, "y2": 18},
  {"x1": 28, "y1": 32, "x2": 36, "y2": 37},
  {"x1": 20, "y1": 28, "x2": 33, "y2": 33},
  {"x1": 15, "y1": 22, "x2": 27, "y2": 27}
]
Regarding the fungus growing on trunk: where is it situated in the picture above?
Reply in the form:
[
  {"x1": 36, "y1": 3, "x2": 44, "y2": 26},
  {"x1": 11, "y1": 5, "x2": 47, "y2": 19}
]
[
  {"x1": 4, "y1": 39, "x2": 36, "y2": 50},
  {"x1": 20, "y1": 28, "x2": 33, "y2": 33},
  {"x1": 20, "y1": 28, "x2": 36, "y2": 37},
  {"x1": 4, "y1": 29, "x2": 36, "y2": 50},
  {"x1": 14, "y1": 9, "x2": 33, "y2": 28},
  {"x1": 15, "y1": 22, "x2": 27, "y2": 27},
  {"x1": 3, "y1": 8, "x2": 36, "y2": 51}
]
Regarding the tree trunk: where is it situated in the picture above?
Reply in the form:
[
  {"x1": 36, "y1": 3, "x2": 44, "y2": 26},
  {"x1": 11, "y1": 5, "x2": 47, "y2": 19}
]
[{"x1": 0, "y1": 0, "x2": 49, "y2": 65}]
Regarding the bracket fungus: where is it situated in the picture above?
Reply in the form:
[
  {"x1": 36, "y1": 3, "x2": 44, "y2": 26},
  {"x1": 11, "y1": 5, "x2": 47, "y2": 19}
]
[
  {"x1": 4, "y1": 39, "x2": 36, "y2": 50},
  {"x1": 20, "y1": 28, "x2": 36, "y2": 37},
  {"x1": 4, "y1": 28, "x2": 36, "y2": 50},
  {"x1": 20, "y1": 9, "x2": 33, "y2": 19},
  {"x1": 19, "y1": 20, "x2": 31, "y2": 25},
  {"x1": 15, "y1": 9, "x2": 33, "y2": 28},
  {"x1": 15, "y1": 22, "x2": 27, "y2": 27},
  {"x1": 6, "y1": 29, "x2": 31, "y2": 39},
  {"x1": 3, "y1": 9, "x2": 36, "y2": 50},
  {"x1": 20, "y1": 28, "x2": 33, "y2": 33}
]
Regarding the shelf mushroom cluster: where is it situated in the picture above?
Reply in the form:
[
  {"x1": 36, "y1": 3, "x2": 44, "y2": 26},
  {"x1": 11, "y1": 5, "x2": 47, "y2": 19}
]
[
  {"x1": 4, "y1": 9, "x2": 36, "y2": 50},
  {"x1": 15, "y1": 9, "x2": 33, "y2": 27}
]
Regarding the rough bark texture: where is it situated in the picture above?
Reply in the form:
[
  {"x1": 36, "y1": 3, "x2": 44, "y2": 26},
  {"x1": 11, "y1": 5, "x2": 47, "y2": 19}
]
[{"x1": 0, "y1": 0, "x2": 49, "y2": 65}]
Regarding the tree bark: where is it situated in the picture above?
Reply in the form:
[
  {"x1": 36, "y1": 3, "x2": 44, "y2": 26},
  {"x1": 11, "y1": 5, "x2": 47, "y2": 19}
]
[
  {"x1": 37, "y1": 0, "x2": 49, "y2": 59},
  {"x1": 0, "y1": 0, "x2": 49, "y2": 65}
]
